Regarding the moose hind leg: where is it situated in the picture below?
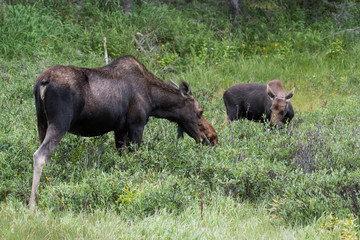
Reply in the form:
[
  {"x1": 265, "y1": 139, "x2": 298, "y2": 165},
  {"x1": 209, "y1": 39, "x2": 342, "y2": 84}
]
[{"x1": 29, "y1": 125, "x2": 67, "y2": 208}]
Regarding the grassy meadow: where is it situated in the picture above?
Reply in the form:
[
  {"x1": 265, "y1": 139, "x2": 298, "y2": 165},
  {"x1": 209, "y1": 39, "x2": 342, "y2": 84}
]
[{"x1": 1, "y1": 0, "x2": 360, "y2": 239}]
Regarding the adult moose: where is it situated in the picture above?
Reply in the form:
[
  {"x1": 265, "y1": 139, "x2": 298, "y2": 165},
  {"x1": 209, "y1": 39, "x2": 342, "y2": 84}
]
[
  {"x1": 223, "y1": 79, "x2": 295, "y2": 127},
  {"x1": 30, "y1": 55, "x2": 216, "y2": 208}
]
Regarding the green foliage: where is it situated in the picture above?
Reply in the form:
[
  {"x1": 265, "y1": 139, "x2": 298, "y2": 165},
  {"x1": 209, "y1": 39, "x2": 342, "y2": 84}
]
[
  {"x1": 321, "y1": 214, "x2": 359, "y2": 240},
  {"x1": 327, "y1": 38, "x2": 346, "y2": 57},
  {"x1": 0, "y1": 4, "x2": 63, "y2": 58},
  {"x1": 1, "y1": 197, "x2": 350, "y2": 239},
  {"x1": 38, "y1": 171, "x2": 125, "y2": 211},
  {"x1": 117, "y1": 183, "x2": 141, "y2": 206}
]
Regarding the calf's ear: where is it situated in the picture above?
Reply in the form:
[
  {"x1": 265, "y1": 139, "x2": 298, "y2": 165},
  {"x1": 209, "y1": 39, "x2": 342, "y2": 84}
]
[
  {"x1": 267, "y1": 85, "x2": 276, "y2": 100},
  {"x1": 286, "y1": 88, "x2": 295, "y2": 101},
  {"x1": 179, "y1": 80, "x2": 192, "y2": 97}
]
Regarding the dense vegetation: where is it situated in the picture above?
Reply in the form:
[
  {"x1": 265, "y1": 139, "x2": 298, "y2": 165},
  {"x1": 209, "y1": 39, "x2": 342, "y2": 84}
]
[{"x1": 1, "y1": 0, "x2": 360, "y2": 238}]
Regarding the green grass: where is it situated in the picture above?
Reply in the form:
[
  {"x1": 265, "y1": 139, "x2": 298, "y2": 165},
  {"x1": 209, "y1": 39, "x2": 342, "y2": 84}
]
[
  {"x1": 1, "y1": 1, "x2": 360, "y2": 238},
  {"x1": 0, "y1": 197, "x2": 349, "y2": 240}
]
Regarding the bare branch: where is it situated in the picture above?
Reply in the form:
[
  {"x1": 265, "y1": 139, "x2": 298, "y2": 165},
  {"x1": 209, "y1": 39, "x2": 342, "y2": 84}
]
[{"x1": 324, "y1": 27, "x2": 360, "y2": 39}]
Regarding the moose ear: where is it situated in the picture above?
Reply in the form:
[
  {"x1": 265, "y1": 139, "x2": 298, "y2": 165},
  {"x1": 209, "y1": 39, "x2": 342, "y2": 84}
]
[
  {"x1": 286, "y1": 88, "x2": 295, "y2": 101},
  {"x1": 179, "y1": 80, "x2": 192, "y2": 97},
  {"x1": 169, "y1": 79, "x2": 179, "y2": 89},
  {"x1": 267, "y1": 85, "x2": 276, "y2": 100}
]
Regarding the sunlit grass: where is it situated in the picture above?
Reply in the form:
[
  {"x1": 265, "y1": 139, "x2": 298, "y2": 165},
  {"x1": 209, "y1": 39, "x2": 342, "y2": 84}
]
[{"x1": 0, "y1": 197, "x2": 345, "y2": 240}]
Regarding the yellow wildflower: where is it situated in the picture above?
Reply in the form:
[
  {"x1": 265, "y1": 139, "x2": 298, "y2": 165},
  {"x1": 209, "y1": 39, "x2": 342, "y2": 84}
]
[
  {"x1": 265, "y1": 55, "x2": 268, "y2": 58},
  {"x1": 275, "y1": 43, "x2": 278, "y2": 47},
  {"x1": 242, "y1": 43, "x2": 245, "y2": 47},
  {"x1": 161, "y1": 44, "x2": 165, "y2": 47}
]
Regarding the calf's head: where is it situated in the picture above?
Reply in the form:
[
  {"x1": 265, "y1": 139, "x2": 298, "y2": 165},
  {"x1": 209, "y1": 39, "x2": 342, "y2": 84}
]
[{"x1": 266, "y1": 85, "x2": 294, "y2": 127}]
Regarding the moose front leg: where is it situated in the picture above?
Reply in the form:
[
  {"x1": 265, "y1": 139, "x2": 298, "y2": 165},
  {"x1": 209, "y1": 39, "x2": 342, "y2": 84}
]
[
  {"x1": 114, "y1": 130, "x2": 130, "y2": 152},
  {"x1": 127, "y1": 120, "x2": 146, "y2": 151},
  {"x1": 125, "y1": 110, "x2": 147, "y2": 150},
  {"x1": 114, "y1": 123, "x2": 144, "y2": 153}
]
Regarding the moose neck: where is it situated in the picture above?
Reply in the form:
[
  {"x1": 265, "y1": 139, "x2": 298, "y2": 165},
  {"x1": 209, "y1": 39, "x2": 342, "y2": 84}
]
[{"x1": 149, "y1": 84, "x2": 188, "y2": 122}]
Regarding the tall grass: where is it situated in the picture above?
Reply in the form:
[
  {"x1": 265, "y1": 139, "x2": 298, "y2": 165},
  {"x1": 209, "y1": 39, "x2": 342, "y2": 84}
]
[{"x1": 0, "y1": 197, "x2": 349, "y2": 239}]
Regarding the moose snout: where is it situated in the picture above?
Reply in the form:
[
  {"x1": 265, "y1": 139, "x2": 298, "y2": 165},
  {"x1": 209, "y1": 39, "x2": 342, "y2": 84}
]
[
  {"x1": 277, "y1": 122, "x2": 285, "y2": 128},
  {"x1": 270, "y1": 118, "x2": 285, "y2": 128},
  {"x1": 201, "y1": 136, "x2": 218, "y2": 146}
]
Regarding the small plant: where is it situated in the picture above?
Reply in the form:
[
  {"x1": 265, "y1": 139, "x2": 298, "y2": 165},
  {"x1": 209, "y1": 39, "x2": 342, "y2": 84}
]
[
  {"x1": 156, "y1": 51, "x2": 180, "y2": 71},
  {"x1": 321, "y1": 214, "x2": 359, "y2": 240},
  {"x1": 117, "y1": 183, "x2": 141, "y2": 207},
  {"x1": 326, "y1": 38, "x2": 345, "y2": 57}
]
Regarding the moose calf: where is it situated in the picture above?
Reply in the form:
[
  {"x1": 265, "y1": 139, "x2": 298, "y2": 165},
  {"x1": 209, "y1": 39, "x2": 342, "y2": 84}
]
[{"x1": 223, "y1": 79, "x2": 295, "y2": 127}]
